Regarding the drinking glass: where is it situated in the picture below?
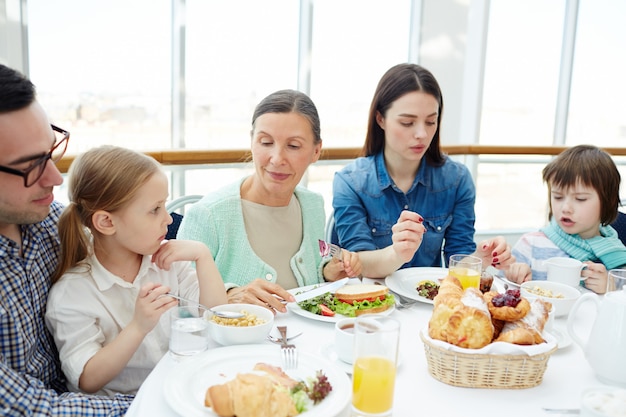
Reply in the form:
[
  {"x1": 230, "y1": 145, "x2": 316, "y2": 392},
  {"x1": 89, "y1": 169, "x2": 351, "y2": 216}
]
[
  {"x1": 352, "y1": 316, "x2": 400, "y2": 417},
  {"x1": 169, "y1": 306, "x2": 209, "y2": 357},
  {"x1": 607, "y1": 269, "x2": 626, "y2": 292},
  {"x1": 449, "y1": 254, "x2": 482, "y2": 290}
]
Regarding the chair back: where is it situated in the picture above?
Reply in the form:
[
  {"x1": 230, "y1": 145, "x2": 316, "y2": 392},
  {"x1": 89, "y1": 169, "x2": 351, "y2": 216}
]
[
  {"x1": 165, "y1": 195, "x2": 202, "y2": 239},
  {"x1": 611, "y1": 211, "x2": 626, "y2": 246}
]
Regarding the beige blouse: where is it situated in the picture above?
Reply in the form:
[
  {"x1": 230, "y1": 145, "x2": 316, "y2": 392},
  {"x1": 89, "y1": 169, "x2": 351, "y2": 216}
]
[{"x1": 241, "y1": 196, "x2": 302, "y2": 289}]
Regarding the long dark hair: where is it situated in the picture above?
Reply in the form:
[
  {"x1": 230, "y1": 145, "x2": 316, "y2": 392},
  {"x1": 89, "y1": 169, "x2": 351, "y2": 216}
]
[{"x1": 362, "y1": 63, "x2": 445, "y2": 166}]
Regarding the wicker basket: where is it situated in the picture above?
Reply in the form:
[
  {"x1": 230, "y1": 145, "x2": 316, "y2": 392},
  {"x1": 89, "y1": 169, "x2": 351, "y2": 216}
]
[{"x1": 420, "y1": 332, "x2": 557, "y2": 389}]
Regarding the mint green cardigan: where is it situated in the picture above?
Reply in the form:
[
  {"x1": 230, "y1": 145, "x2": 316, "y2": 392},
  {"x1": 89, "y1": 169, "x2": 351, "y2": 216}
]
[{"x1": 177, "y1": 178, "x2": 326, "y2": 288}]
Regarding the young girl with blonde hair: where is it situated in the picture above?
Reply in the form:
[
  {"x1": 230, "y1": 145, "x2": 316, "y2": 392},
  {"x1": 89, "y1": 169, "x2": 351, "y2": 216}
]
[{"x1": 45, "y1": 146, "x2": 227, "y2": 396}]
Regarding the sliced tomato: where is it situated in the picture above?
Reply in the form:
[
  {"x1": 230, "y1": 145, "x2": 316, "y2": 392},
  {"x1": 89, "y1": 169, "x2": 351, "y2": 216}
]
[
  {"x1": 336, "y1": 295, "x2": 386, "y2": 304},
  {"x1": 319, "y1": 304, "x2": 335, "y2": 317}
]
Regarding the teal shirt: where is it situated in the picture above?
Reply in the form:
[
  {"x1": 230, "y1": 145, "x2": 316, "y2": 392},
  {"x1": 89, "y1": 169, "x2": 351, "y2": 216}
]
[{"x1": 177, "y1": 178, "x2": 326, "y2": 288}]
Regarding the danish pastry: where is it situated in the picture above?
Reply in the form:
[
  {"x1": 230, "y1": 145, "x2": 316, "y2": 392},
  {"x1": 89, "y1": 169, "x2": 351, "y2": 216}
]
[
  {"x1": 494, "y1": 298, "x2": 552, "y2": 345},
  {"x1": 484, "y1": 289, "x2": 531, "y2": 321}
]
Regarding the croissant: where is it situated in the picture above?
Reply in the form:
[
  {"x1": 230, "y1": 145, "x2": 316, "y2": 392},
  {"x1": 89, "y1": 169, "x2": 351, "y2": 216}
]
[
  {"x1": 205, "y1": 372, "x2": 298, "y2": 417},
  {"x1": 428, "y1": 293, "x2": 461, "y2": 342},
  {"x1": 444, "y1": 288, "x2": 494, "y2": 349},
  {"x1": 433, "y1": 275, "x2": 463, "y2": 307}
]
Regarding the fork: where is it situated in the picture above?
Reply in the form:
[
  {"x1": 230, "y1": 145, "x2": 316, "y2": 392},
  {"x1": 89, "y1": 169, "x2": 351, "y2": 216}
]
[
  {"x1": 318, "y1": 239, "x2": 343, "y2": 261},
  {"x1": 277, "y1": 325, "x2": 298, "y2": 369}
]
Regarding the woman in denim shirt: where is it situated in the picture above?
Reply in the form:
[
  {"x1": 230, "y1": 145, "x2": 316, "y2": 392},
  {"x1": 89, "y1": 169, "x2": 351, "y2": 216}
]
[{"x1": 332, "y1": 63, "x2": 514, "y2": 278}]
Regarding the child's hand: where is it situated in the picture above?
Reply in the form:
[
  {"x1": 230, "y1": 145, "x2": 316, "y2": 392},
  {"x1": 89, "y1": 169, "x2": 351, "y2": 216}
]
[
  {"x1": 504, "y1": 262, "x2": 532, "y2": 284},
  {"x1": 582, "y1": 261, "x2": 608, "y2": 294},
  {"x1": 152, "y1": 240, "x2": 212, "y2": 270},
  {"x1": 133, "y1": 283, "x2": 176, "y2": 335},
  {"x1": 323, "y1": 249, "x2": 362, "y2": 280}
]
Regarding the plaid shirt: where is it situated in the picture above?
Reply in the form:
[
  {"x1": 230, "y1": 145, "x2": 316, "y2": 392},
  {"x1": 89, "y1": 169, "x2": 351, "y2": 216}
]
[{"x1": 0, "y1": 201, "x2": 132, "y2": 416}]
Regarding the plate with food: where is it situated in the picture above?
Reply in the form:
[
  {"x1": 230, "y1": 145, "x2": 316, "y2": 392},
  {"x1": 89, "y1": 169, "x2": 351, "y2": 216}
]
[
  {"x1": 163, "y1": 344, "x2": 351, "y2": 417},
  {"x1": 384, "y1": 267, "x2": 448, "y2": 304},
  {"x1": 385, "y1": 267, "x2": 504, "y2": 304},
  {"x1": 287, "y1": 283, "x2": 395, "y2": 323}
]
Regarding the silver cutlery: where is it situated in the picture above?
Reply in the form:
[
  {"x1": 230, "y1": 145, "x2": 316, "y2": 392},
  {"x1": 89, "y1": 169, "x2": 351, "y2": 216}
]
[
  {"x1": 267, "y1": 331, "x2": 303, "y2": 344},
  {"x1": 373, "y1": 281, "x2": 417, "y2": 309},
  {"x1": 163, "y1": 293, "x2": 244, "y2": 319},
  {"x1": 542, "y1": 408, "x2": 580, "y2": 414},
  {"x1": 277, "y1": 325, "x2": 298, "y2": 369},
  {"x1": 318, "y1": 239, "x2": 343, "y2": 261}
]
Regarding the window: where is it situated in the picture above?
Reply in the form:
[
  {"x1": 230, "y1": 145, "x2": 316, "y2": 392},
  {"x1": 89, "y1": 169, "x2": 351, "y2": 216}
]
[
  {"x1": 184, "y1": 0, "x2": 299, "y2": 150},
  {"x1": 27, "y1": 0, "x2": 171, "y2": 153}
]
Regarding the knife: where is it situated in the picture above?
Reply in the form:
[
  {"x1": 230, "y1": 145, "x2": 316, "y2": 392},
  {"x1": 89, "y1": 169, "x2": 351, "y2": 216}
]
[{"x1": 292, "y1": 278, "x2": 350, "y2": 303}]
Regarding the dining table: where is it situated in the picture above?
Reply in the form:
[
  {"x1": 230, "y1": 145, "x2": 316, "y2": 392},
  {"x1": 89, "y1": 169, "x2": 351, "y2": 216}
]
[{"x1": 125, "y1": 274, "x2": 607, "y2": 417}]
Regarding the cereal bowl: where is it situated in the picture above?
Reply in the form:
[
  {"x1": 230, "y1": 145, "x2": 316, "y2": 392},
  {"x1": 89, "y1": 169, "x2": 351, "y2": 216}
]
[
  {"x1": 521, "y1": 280, "x2": 581, "y2": 317},
  {"x1": 204, "y1": 303, "x2": 274, "y2": 345}
]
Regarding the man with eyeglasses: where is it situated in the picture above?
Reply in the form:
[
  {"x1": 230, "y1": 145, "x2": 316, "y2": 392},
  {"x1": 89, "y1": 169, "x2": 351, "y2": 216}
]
[{"x1": 0, "y1": 64, "x2": 133, "y2": 415}]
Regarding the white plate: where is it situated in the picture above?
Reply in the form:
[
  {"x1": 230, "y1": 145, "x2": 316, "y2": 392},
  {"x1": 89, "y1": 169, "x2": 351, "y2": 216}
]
[
  {"x1": 319, "y1": 343, "x2": 404, "y2": 375},
  {"x1": 163, "y1": 344, "x2": 351, "y2": 417},
  {"x1": 287, "y1": 284, "x2": 396, "y2": 323},
  {"x1": 287, "y1": 284, "x2": 395, "y2": 323},
  {"x1": 384, "y1": 267, "x2": 449, "y2": 304},
  {"x1": 385, "y1": 267, "x2": 506, "y2": 304}
]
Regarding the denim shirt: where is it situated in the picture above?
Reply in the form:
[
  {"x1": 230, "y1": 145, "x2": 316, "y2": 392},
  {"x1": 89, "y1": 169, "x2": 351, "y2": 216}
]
[{"x1": 332, "y1": 153, "x2": 476, "y2": 268}]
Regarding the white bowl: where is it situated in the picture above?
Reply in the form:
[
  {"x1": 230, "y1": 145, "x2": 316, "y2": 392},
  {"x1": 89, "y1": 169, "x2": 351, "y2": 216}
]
[
  {"x1": 520, "y1": 280, "x2": 581, "y2": 317},
  {"x1": 204, "y1": 303, "x2": 274, "y2": 346}
]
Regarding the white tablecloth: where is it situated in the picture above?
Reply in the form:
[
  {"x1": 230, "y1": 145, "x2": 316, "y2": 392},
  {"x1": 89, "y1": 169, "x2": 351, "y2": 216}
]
[{"x1": 126, "y1": 279, "x2": 604, "y2": 417}]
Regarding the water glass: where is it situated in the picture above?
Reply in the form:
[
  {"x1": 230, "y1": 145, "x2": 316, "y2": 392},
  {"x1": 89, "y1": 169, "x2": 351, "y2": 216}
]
[
  {"x1": 449, "y1": 254, "x2": 482, "y2": 290},
  {"x1": 169, "y1": 306, "x2": 209, "y2": 357},
  {"x1": 607, "y1": 269, "x2": 626, "y2": 293},
  {"x1": 352, "y1": 316, "x2": 400, "y2": 417}
]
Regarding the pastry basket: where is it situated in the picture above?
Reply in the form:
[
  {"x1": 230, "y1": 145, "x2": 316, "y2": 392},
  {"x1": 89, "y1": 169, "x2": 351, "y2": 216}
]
[{"x1": 420, "y1": 332, "x2": 557, "y2": 389}]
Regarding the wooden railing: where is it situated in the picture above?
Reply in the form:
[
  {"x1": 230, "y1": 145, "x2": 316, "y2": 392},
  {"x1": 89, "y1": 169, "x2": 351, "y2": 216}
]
[{"x1": 56, "y1": 145, "x2": 626, "y2": 173}]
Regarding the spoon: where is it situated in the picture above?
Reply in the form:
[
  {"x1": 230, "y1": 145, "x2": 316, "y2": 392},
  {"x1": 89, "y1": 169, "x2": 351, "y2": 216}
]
[{"x1": 164, "y1": 293, "x2": 245, "y2": 319}]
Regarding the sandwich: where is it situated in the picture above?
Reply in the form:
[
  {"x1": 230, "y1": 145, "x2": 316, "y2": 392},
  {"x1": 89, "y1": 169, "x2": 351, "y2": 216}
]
[{"x1": 333, "y1": 284, "x2": 395, "y2": 316}]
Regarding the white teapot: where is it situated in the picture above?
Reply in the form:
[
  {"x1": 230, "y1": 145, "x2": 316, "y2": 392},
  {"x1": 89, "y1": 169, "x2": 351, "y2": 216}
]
[{"x1": 567, "y1": 287, "x2": 626, "y2": 387}]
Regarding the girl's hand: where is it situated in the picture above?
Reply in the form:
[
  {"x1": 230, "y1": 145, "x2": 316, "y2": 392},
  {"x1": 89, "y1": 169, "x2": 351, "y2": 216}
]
[
  {"x1": 504, "y1": 262, "x2": 532, "y2": 284},
  {"x1": 323, "y1": 249, "x2": 362, "y2": 281},
  {"x1": 133, "y1": 283, "x2": 177, "y2": 335},
  {"x1": 475, "y1": 236, "x2": 516, "y2": 270},
  {"x1": 391, "y1": 210, "x2": 426, "y2": 264},
  {"x1": 152, "y1": 240, "x2": 212, "y2": 270},
  {"x1": 582, "y1": 261, "x2": 608, "y2": 294}
]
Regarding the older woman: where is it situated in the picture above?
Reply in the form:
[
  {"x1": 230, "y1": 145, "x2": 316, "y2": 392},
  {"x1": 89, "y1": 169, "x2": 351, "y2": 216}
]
[{"x1": 178, "y1": 89, "x2": 361, "y2": 312}]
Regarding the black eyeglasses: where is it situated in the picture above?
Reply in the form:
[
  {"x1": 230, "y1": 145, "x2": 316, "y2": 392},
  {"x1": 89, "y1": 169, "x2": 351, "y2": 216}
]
[{"x1": 0, "y1": 124, "x2": 70, "y2": 187}]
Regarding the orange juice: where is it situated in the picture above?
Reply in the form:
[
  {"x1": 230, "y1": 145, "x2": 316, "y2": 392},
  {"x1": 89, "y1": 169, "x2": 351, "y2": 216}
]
[
  {"x1": 352, "y1": 356, "x2": 396, "y2": 413},
  {"x1": 450, "y1": 267, "x2": 480, "y2": 290}
]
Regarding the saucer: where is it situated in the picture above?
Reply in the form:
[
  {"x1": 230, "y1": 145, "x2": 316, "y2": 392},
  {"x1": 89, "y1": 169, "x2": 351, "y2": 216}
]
[
  {"x1": 549, "y1": 328, "x2": 572, "y2": 350},
  {"x1": 319, "y1": 343, "x2": 405, "y2": 374},
  {"x1": 319, "y1": 343, "x2": 353, "y2": 374}
]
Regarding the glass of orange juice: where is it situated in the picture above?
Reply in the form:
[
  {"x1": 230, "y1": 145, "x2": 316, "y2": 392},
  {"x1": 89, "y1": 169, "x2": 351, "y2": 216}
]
[
  {"x1": 352, "y1": 316, "x2": 400, "y2": 416},
  {"x1": 449, "y1": 254, "x2": 482, "y2": 290}
]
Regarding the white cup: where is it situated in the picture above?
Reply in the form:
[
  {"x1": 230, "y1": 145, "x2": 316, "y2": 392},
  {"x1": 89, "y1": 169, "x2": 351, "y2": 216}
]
[
  {"x1": 334, "y1": 318, "x2": 356, "y2": 364},
  {"x1": 544, "y1": 257, "x2": 586, "y2": 287},
  {"x1": 169, "y1": 306, "x2": 209, "y2": 357}
]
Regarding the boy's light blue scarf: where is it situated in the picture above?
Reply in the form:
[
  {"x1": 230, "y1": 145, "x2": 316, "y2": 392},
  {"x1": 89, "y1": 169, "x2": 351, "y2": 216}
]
[{"x1": 541, "y1": 218, "x2": 626, "y2": 270}]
